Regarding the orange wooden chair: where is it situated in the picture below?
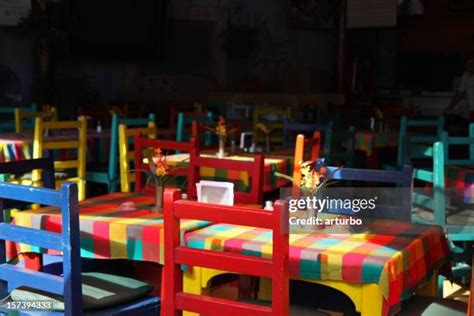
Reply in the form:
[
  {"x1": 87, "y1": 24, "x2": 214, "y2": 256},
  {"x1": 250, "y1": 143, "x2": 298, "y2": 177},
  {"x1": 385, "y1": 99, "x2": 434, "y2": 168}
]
[
  {"x1": 133, "y1": 132, "x2": 198, "y2": 193},
  {"x1": 292, "y1": 132, "x2": 321, "y2": 191},
  {"x1": 187, "y1": 149, "x2": 264, "y2": 205},
  {"x1": 163, "y1": 188, "x2": 289, "y2": 315}
]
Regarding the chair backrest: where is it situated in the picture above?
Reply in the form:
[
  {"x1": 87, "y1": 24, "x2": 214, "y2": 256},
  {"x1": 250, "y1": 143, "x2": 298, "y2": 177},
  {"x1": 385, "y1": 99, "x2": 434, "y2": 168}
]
[
  {"x1": 254, "y1": 106, "x2": 291, "y2": 143},
  {"x1": 14, "y1": 106, "x2": 58, "y2": 133},
  {"x1": 163, "y1": 188, "x2": 289, "y2": 315},
  {"x1": 397, "y1": 116, "x2": 445, "y2": 168},
  {"x1": 0, "y1": 104, "x2": 37, "y2": 132},
  {"x1": 108, "y1": 113, "x2": 156, "y2": 185},
  {"x1": 176, "y1": 111, "x2": 213, "y2": 146},
  {"x1": 187, "y1": 150, "x2": 264, "y2": 205},
  {"x1": 282, "y1": 121, "x2": 333, "y2": 154},
  {"x1": 134, "y1": 133, "x2": 198, "y2": 193},
  {"x1": 0, "y1": 158, "x2": 55, "y2": 210},
  {"x1": 118, "y1": 120, "x2": 157, "y2": 192},
  {"x1": 32, "y1": 116, "x2": 87, "y2": 201},
  {"x1": 292, "y1": 133, "x2": 321, "y2": 191},
  {"x1": 440, "y1": 124, "x2": 474, "y2": 166},
  {"x1": 324, "y1": 164, "x2": 414, "y2": 221},
  {"x1": 0, "y1": 182, "x2": 82, "y2": 315},
  {"x1": 411, "y1": 142, "x2": 446, "y2": 227}
]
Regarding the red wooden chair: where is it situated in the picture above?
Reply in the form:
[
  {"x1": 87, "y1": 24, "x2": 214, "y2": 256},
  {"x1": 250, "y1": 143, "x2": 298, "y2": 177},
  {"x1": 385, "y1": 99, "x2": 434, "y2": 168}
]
[
  {"x1": 163, "y1": 188, "x2": 289, "y2": 315},
  {"x1": 187, "y1": 149, "x2": 264, "y2": 205},
  {"x1": 292, "y1": 133, "x2": 321, "y2": 191},
  {"x1": 134, "y1": 132, "x2": 198, "y2": 193}
]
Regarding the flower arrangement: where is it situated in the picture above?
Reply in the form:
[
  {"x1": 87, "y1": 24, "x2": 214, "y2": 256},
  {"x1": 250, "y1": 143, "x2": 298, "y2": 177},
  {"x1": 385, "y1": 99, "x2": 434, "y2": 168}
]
[
  {"x1": 256, "y1": 122, "x2": 272, "y2": 151},
  {"x1": 203, "y1": 116, "x2": 236, "y2": 158},
  {"x1": 374, "y1": 107, "x2": 384, "y2": 120},
  {"x1": 276, "y1": 161, "x2": 337, "y2": 196},
  {"x1": 145, "y1": 148, "x2": 187, "y2": 187},
  {"x1": 256, "y1": 122, "x2": 270, "y2": 135},
  {"x1": 134, "y1": 148, "x2": 188, "y2": 213}
]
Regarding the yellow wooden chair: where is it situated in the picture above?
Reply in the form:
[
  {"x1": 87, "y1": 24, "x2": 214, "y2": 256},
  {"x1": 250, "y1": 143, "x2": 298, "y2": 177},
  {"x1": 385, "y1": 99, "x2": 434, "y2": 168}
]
[
  {"x1": 14, "y1": 105, "x2": 58, "y2": 133},
  {"x1": 32, "y1": 116, "x2": 87, "y2": 201},
  {"x1": 253, "y1": 105, "x2": 291, "y2": 144},
  {"x1": 118, "y1": 122, "x2": 157, "y2": 193}
]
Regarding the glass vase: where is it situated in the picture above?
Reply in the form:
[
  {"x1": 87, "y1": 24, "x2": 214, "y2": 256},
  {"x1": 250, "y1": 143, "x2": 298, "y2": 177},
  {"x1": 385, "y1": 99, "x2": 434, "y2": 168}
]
[
  {"x1": 217, "y1": 138, "x2": 226, "y2": 158},
  {"x1": 150, "y1": 185, "x2": 164, "y2": 214}
]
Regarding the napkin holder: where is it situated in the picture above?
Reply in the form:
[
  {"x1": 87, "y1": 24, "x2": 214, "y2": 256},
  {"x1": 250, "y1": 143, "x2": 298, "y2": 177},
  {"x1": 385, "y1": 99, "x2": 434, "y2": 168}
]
[{"x1": 196, "y1": 180, "x2": 234, "y2": 206}]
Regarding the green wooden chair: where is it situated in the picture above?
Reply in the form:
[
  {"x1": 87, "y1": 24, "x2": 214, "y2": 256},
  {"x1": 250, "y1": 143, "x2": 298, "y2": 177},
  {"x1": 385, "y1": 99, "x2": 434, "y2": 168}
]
[
  {"x1": 0, "y1": 104, "x2": 38, "y2": 132},
  {"x1": 85, "y1": 113, "x2": 156, "y2": 193},
  {"x1": 176, "y1": 111, "x2": 213, "y2": 147},
  {"x1": 384, "y1": 116, "x2": 445, "y2": 170}
]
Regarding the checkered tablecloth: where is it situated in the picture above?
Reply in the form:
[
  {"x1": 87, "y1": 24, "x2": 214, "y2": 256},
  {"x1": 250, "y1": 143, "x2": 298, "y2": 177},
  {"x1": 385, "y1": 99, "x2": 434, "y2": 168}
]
[
  {"x1": 446, "y1": 166, "x2": 474, "y2": 204},
  {"x1": 354, "y1": 131, "x2": 398, "y2": 157},
  {"x1": 0, "y1": 141, "x2": 31, "y2": 162},
  {"x1": 185, "y1": 217, "x2": 449, "y2": 315},
  {"x1": 7, "y1": 193, "x2": 209, "y2": 264},
  {"x1": 166, "y1": 153, "x2": 292, "y2": 192}
]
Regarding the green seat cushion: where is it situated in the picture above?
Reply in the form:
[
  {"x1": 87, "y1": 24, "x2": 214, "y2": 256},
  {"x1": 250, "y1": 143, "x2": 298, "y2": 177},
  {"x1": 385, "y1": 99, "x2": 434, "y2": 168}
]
[{"x1": 11, "y1": 272, "x2": 153, "y2": 311}]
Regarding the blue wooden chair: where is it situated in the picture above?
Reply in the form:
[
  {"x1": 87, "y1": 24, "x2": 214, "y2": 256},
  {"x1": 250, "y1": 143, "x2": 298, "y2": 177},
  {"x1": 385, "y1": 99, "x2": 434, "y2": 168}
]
[
  {"x1": 384, "y1": 116, "x2": 445, "y2": 170},
  {"x1": 0, "y1": 104, "x2": 38, "y2": 132},
  {"x1": 0, "y1": 182, "x2": 160, "y2": 315},
  {"x1": 323, "y1": 164, "x2": 414, "y2": 221},
  {"x1": 176, "y1": 111, "x2": 213, "y2": 147},
  {"x1": 85, "y1": 113, "x2": 156, "y2": 193}
]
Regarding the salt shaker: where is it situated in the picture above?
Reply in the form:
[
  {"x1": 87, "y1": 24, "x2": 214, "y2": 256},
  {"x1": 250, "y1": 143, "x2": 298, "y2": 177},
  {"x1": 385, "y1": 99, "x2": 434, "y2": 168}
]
[
  {"x1": 264, "y1": 200, "x2": 274, "y2": 211},
  {"x1": 181, "y1": 193, "x2": 188, "y2": 200}
]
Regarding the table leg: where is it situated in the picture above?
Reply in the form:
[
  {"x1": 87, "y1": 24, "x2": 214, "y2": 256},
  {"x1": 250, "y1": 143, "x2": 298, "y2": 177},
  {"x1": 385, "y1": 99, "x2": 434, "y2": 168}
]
[
  {"x1": 415, "y1": 271, "x2": 438, "y2": 297},
  {"x1": 361, "y1": 283, "x2": 384, "y2": 315},
  {"x1": 182, "y1": 267, "x2": 205, "y2": 316}
]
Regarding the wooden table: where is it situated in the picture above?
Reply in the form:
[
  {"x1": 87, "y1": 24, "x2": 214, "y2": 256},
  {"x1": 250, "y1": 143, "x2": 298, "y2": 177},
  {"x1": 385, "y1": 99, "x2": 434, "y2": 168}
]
[
  {"x1": 166, "y1": 152, "x2": 293, "y2": 192},
  {"x1": 183, "y1": 214, "x2": 449, "y2": 316}
]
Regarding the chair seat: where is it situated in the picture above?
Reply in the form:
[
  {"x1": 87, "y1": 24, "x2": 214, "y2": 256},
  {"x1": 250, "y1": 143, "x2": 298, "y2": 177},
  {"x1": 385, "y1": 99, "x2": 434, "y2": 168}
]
[
  {"x1": 401, "y1": 296, "x2": 467, "y2": 315},
  {"x1": 10, "y1": 272, "x2": 154, "y2": 311}
]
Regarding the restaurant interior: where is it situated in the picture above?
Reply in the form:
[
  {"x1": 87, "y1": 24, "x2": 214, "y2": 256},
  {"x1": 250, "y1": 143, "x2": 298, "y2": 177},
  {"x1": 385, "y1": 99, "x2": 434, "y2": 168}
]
[{"x1": 0, "y1": 0, "x2": 473, "y2": 315}]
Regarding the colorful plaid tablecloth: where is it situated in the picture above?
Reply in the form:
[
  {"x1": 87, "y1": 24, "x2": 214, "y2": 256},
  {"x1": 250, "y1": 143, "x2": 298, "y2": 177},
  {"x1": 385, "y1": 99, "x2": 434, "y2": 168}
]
[
  {"x1": 354, "y1": 131, "x2": 398, "y2": 157},
  {"x1": 446, "y1": 166, "x2": 474, "y2": 204},
  {"x1": 185, "y1": 217, "x2": 449, "y2": 315},
  {"x1": 0, "y1": 141, "x2": 31, "y2": 162},
  {"x1": 166, "y1": 153, "x2": 292, "y2": 192},
  {"x1": 7, "y1": 193, "x2": 209, "y2": 264}
]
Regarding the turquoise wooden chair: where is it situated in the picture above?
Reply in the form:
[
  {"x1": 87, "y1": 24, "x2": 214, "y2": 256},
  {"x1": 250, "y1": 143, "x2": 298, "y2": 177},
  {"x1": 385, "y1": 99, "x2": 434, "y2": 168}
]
[
  {"x1": 176, "y1": 111, "x2": 213, "y2": 146},
  {"x1": 85, "y1": 113, "x2": 156, "y2": 193},
  {"x1": 0, "y1": 104, "x2": 38, "y2": 132},
  {"x1": 0, "y1": 182, "x2": 160, "y2": 315},
  {"x1": 412, "y1": 141, "x2": 474, "y2": 287},
  {"x1": 384, "y1": 116, "x2": 445, "y2": 170}
]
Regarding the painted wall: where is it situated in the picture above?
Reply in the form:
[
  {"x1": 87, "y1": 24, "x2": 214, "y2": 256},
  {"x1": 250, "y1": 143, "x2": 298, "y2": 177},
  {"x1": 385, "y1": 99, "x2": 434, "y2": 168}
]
[
  {"x1": 1, "y1": 0, "x2": 338, "y2": 106},
  {"x1": 0, "y1": 30, "x2": 33, "y2": 103}
]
